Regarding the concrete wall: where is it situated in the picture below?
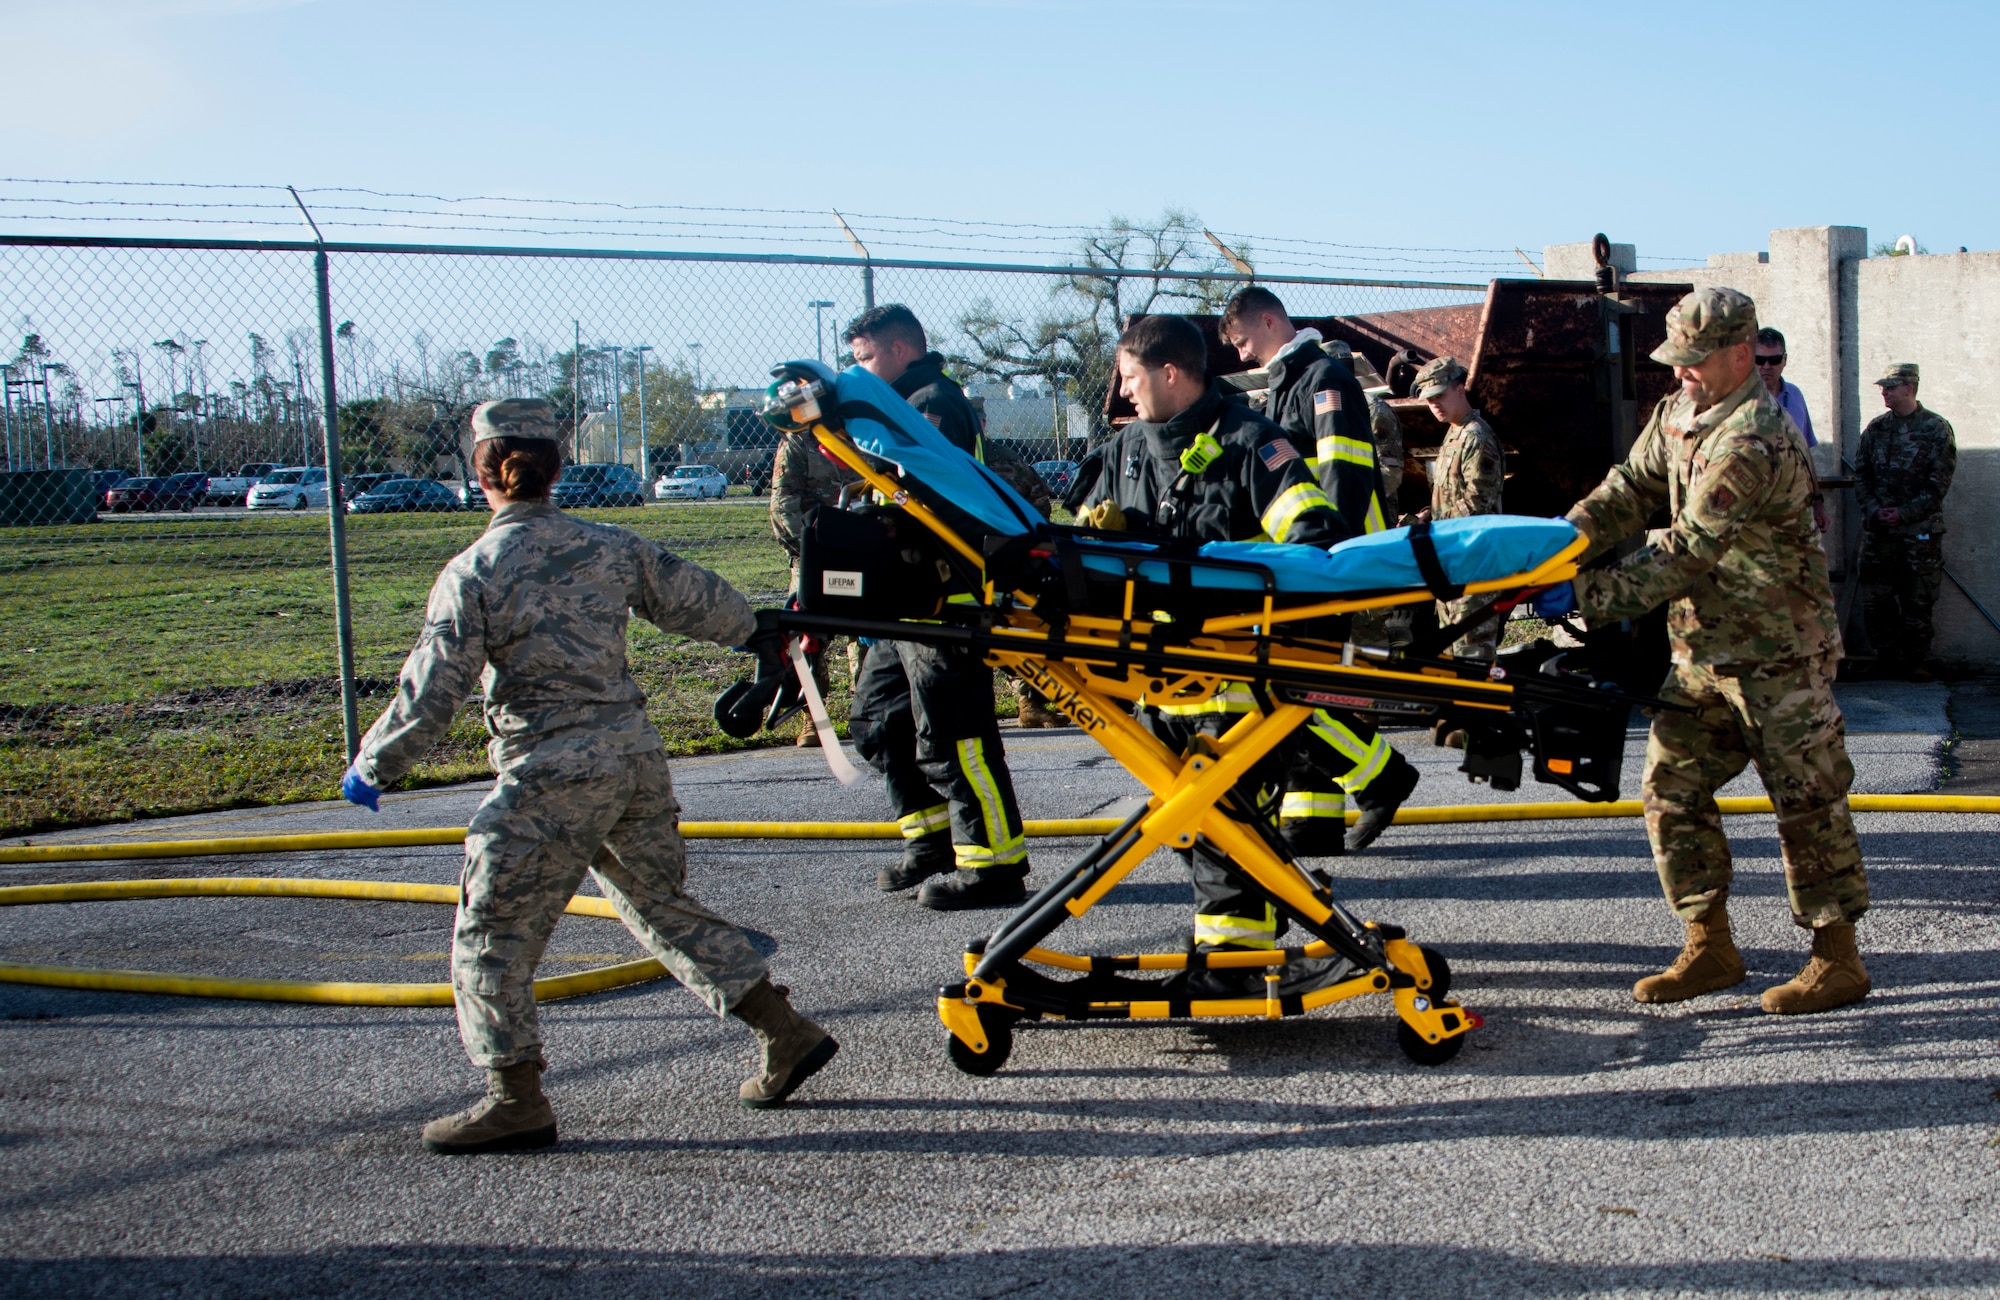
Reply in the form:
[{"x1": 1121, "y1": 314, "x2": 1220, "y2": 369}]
[{"x1": 1543, "y1": 226, "x2": 2000, "y2": 667}]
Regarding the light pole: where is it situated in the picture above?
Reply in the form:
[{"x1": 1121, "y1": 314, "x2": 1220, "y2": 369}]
[
  {"x1": 39, "y1": 365, "x2": 60, "y2": 467},
  {"x1": 123, "y1": 381, "x2": 145, "y2": 476},
  {"x1": 605, "y1": 344, "x2": 624, "y2": 467},
  {"x1": 807, "y1": 301, "x2": 834, "y2": 364},
  {"x1": 686, "y1": 342, "x2": 702, "y2": 393},
  {"x1": 93, "y1": 395, "x2": 124, "y2": 472},
  {"x1": 190, "y1": 340, "x2": 208, "y2": 471},
  {"x1": 633, "y1": 344, "x2": 653, "y2": 487},
  {"x1": 2, "y1": 366, "x2": 18, "y2": 471}
]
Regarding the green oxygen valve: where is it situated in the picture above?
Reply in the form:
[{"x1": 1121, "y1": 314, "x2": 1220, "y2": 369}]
[{"x1": 1179, "y1": 431, "x2": 1224, "y2": 476}]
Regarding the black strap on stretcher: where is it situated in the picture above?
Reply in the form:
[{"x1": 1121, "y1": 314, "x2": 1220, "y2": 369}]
[{"x1": 1406, "y1": 520, "x2": 1464, "y2": 601}]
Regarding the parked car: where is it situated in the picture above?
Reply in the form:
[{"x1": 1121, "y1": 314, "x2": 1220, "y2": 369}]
[
  {"x1": 203, "y1": 462, "x2": 279, "y2": 505},
  {"x1": 94, "y1": 469, "x2": 130, "y2": 499},
  {"x1": 550, "y1": 462, "x2": 647, "y2": 509},
  {"x1": 342, "y1": 471, "x2": 398, "y2": 501},
  {"x1": 347, "y1": 478, "x2": 464, "y2": 514},
  {"x1": 1033, "y1": 460, "x2": 1080, "y2": 497},
  {"x1": 245, "y1": 466, "x2": 331, "y2": 511},
  {"x1": 104, "y1": 472, "x2": 207, "y2": 513},
  {"x1": 655, "y1": 464, "x2": 730, "y2": 501},
  {"x1": 104, "y1": 476, "x2": 163, "y2": 513}
]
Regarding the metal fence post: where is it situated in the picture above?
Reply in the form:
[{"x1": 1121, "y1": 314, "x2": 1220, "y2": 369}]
[{"x1": 289, "y1": 188, "x2": 361, "y2": 761}]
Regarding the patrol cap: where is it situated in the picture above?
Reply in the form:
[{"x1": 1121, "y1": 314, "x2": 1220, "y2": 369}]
[
  {"x1": 1874, "y1": 361, "x2": 1920, "y2": 388},
  {"x1": 1650, "y1": 286, "x2": 1758, "y2": 366},
  {"x1": 1411, "y1": 355, "x2": 1468, "y2": 401},
  {"x1": 472, "y1": 398, "x2": 559, "y2": 444}
]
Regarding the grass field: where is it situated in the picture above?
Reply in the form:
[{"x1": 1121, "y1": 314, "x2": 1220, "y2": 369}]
[{"x1": 0, "y1": 502, "x2": 873, "y2": 836}]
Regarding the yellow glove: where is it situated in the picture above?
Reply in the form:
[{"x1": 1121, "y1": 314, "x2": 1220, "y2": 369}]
[{"x1": 1081, "y1": 499, "x2": 1126, "y2": 531}]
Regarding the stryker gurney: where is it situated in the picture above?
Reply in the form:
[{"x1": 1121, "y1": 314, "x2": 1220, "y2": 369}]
[{"x1": 717, "y1": 360, "x2": 1660, "y2": 1073}]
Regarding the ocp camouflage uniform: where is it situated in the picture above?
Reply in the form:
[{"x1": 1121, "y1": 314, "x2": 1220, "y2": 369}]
[
  {"x1": 770, "y1": 426, "x2": 859, "y2": 562},
  {"x1": 1430, "y1": 409, "x2": 1504, "y2": 658},
  {"x1": 354, "y1": 500, "x2": 768, "y2": 1068},
  {"x1": 1856, "y1": 402, "x2": 1956, "y2": 668},
  {"x1": 1568, "y1": 369, "x2": 1867, "y2": 930}
]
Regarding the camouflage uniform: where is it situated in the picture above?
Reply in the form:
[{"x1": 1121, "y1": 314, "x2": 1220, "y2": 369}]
[
  {"x1": 1566, "y1": 287, "x2": 1866, "y2": 930},
  {"x1": 1414, "y1": 357, "x2": 1504, "y2": 658},
  {"x1": 1855, "y1": 364, "x2": 1956, "y2": 669},
  {"x1": 770, "y1": 426, "x2": 859, "y2": 561},
  {"x1": 354, "y1": 497, "x2": 769, "y2": 1069}
]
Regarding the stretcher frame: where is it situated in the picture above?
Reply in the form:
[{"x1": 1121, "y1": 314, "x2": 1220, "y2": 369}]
[{"x1": 758, "y1": 385, "x2": 1621, "y2": 1072}]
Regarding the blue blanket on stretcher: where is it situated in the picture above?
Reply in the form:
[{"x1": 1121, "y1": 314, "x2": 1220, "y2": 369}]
[{"x1": 799, "y1": 359, "x2": 1577, "y2": 599}]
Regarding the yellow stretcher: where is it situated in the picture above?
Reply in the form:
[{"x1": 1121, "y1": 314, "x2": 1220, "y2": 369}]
[{"x1": 719, "y1": 361, "x2": 1642, "y2": 1072}]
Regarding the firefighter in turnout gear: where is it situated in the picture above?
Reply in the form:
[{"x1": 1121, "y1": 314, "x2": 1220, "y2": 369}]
[
  {"x1": 1220, "y1": 288, "x2": 1422, "y2": 856},
  {"x1": 840, "y1": 305, "x2": 1035, "y2": 910},
  {"x1": 1079, "y1": 313, "x2": 1358, "y2": 999}
]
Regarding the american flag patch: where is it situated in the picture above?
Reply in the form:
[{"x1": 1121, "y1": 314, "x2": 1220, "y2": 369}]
[
  {"x1": 1259, "y1": 438, "x2": 1301, "y2": 470},
  {"x1": 1313, "y1": 388, "x2": 1343, "y2": 414},
  {"x1": 924, "y1": 412, "x2": 943, "y2": 429}
]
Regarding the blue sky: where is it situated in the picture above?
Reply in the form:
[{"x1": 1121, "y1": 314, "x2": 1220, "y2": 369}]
[{"x1": 1, "y1": 0, "x2": 1992, "y2": 271}]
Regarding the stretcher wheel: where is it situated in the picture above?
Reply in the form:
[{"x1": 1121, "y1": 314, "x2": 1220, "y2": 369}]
[
  {"x1": 1396, "y1": 1019, "x2": 1465, "y2": 1067},
  {"x1": 1419, "y1": 947, "x2": 1452, "y2": 1001},
  {"x1": 947, "y1": 1008, "x2": 1015, "y2": 1076}
]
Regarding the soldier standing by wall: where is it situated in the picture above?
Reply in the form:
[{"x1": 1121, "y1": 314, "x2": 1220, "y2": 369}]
[
  {"x1": 840, "y1": 306, "x2": 1034, "y2": 909},
  {"x1": 1218, "y1": 288, "x2": 1421, "y2": 854},
  {"x1": 1546, "y1": 287, "x2": 1870, "y2": 1015},
  {"x1": 1856, "y1": 362, "x2": 1957, "y2": 682},
  {"x1": 1411, "y1": 357, "x2": 1504, "y2": 660},
  {"x1": 341, "y1": 399, "x2": 837, "y2": 1154}
]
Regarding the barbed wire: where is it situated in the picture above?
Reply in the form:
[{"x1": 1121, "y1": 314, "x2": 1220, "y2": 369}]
[{"x1": 0, "y1": 177, "x2": 1705, "y2": 275}]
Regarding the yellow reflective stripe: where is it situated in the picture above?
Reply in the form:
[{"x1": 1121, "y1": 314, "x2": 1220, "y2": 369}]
[
  {"x1": 954, "y1": 738, "x2": 1025, "y2": 867},
  {"x1": 1194, "y1": 906, "x2": 1278, "y2": 948},
  {"x1": 1307, "y1": 710, "x2": 1393, "y2": 792},
  {"x1": 1364, "y1": 494, "x2": 1387, "y2": 534},
  {"x1": 897, "y1": 805, "x2": 950, "y2": 840},
  {"x1": 1316, "y1": 434, "x2": 1377, "y2": 468},
  {"x1": 1281, "y1": 791, "x2": 1347, "y2": 820},
  {"x1": 1260, "y1": 481, "x2": 1333, "y2": 543}
]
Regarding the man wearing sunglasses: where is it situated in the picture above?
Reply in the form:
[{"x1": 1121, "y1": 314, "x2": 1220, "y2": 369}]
[
  {"x1": 1755, "y1": 329, "x2": 1826, "y2": 532},
  {"x1": 1855, "y1": 362, "x2": 1957, "y2": 682}
]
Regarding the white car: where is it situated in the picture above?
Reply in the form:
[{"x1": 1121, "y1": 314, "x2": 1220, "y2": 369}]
[
  {"x1": 655, "y1": 465, "x2": 730, "y2": 500},
  {"x1": 245, "y1": 466, "x2": 331, "y2": 510}
]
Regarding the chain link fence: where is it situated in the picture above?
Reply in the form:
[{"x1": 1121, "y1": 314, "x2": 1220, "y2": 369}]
[{"x1": 0, "y1": 235, "x2": 1481, "y2": 834}]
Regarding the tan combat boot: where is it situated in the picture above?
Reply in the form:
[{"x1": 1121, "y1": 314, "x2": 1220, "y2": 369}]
[
  {"x1": 1633, "y1": 900, "x2": 1747, "y2": 1003},
  {"x1": 422, "y1": 1059, "x2": 556, "y2": 1154},
  {"x1": 1761, "y1": 922, "x2": 1871, "y2": 1014},
  {"x1": 1017, "y1": 691, "x2": 1061, "y2": 729},
  {"x1": 731, "y1": 979, "x2": 839, "y2": 1110}
]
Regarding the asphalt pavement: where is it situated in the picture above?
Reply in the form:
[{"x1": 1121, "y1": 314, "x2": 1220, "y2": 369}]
[{"x1": 1, "y1": 682, "x2": 1995, "y2": 1298}]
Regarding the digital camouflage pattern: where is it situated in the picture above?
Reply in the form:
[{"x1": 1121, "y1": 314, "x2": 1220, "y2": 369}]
[
  {"x1": 1874, "y1": 361, "x2": 1921, "y2": 389},
  {"x1": 352, "y1": 500, "x2": 768, "y2": 1069},
  {"x1": 1643, "y1": 652, "x2": 1867, "y2": 929},
  {"x1": 770, "y1": 427, "x2": 860, "y2": 558},
  {"x1": 1410, "y1": 355, "x2": 1468, "y2": 401},
  {"x1": 1430, "y1": 409, "x2": 1504, "y2": 657},
  {"x1": 1369, "y1": 390, "x2": 1404, "y2": 503},
  {"x1": 1566, "y1": 372, "x2": 1837, "y2": 667},
  {"x1": 456, "y1": 746, "x2": 769, "y2": 1067},
  {"x1": 1648, "y1": 286, "x2": 1758, "y2": 366},
  {"x1": 353, "y1": 499, "x2": 755, "y2": 785},
  {"x1": 472, "y1": 397, "x2": 560, "y2": 443},
  {"x1": 1855, "y1": 404, "x2": 1956, "y2": 537},
  {"x1": 1862, "y1": 531, "x2": 1946, "y2": 666}
]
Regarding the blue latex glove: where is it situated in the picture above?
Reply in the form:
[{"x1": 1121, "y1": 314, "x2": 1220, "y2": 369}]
[
  {"x1": 1530, "y1": 580, "x2": 1576, "y2": 619},
  {"x1": 341, "y1": 766, "x2": 380, "y2": 812}
]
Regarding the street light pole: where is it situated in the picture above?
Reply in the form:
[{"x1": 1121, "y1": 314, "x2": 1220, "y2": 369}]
[
  {"x1": 190, "y1": 340, "x2": 208, "y2": 471},
  {"x1": 606, "y1": 344, "x2": 624, "y2": 468},
  {"x1": 633, "y1": 344, "x2": 653, "y2": 489},
  {"x1": 124, "y1": 381, "x2": 145, "y2": 477},
  {"x1": 686, "y1": 342, "x2": 701, "y2": 393},
  {"x1": 2, "y1": 366, "x2": 16, "y2": 472},
  {"x1": 807, "y1": 301, "x2": 835, "y2": 364},
  {"x1": 38, "y1": 366, "x2": 59, "y2": 468}
]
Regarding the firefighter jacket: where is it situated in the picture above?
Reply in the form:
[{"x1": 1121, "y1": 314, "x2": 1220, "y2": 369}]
[
  {"x1": 1265, "y1": 339, "x2": 1387, "y2": 537},
  {"x1": 1081, "y1": 385, "x2": 1344, "y2": 548}
]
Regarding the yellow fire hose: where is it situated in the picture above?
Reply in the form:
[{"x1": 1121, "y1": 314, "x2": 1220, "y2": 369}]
[
  {"x1": 2, "y1": 796, "x2": 1992, "y2": 1006},
  {"x1": 0, "y1": 877, "x2": 665, "y2": 1006},
  {"x1": 2, "y1": 797, "x2": 1995, "y2": 866}
]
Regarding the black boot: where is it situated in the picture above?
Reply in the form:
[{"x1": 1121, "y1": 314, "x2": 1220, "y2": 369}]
[
  {"x1": 877, "y1": 833, "x2": 954, "y2": 892},
  {"x1": 917, "y1": 864, "x2": 1028, "y2": 911},
  {"x1": 1164, "y1": 951, "x2": 1357, "y2": 1000},
  {"x1": 1347, "y1": 752, "x2": 1419, "y2": 852}
]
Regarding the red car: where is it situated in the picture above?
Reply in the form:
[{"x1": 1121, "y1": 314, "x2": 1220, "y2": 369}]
[{"x1": 105, "y1": 472, "x2": 209, "y2": 513}]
